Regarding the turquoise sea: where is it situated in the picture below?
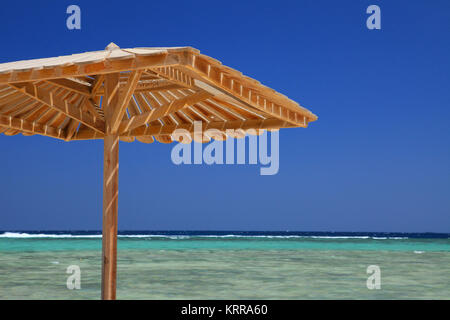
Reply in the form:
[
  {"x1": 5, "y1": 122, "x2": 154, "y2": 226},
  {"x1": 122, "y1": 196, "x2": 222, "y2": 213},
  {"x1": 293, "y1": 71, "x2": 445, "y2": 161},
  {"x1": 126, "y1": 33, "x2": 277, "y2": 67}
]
[{"x1": 0, "y1": 231, "x2": 449, "y2": 299}]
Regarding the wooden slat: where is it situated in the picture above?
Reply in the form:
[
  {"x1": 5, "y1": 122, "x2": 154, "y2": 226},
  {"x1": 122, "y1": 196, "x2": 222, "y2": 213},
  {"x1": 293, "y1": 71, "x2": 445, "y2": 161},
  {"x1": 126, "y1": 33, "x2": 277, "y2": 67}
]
[
  {"x1": 136, "y1": 136, "x2": 154, "y2": 144},
  {"x1": 142, "y1": 92, "x2": 162, "y2": 109},
  {"x1": 154, "y1": 135, "x2": 173, "y2": 144},
  {"x1": 0, "y1": 96, "x2": 31, "y2": 114},
  {"x1": 158, "y1": 59, "x2": 314, "y2": 125},
  {"x1": 195, "y1": 102, "x2": 228, "y2": 121},
  {"x1": 119, "y1": 91, "x2": 212, "y2": 133},
  {"x1": 65, "y1": 119, "x2": 79, "y2": 141},
  {"x1": 0, "y1": 92, "x2": 24, "y2": 107},
  {"x1": 127, "y1": 96, "x2": 141, "y2": 117},
  {"x1": 45, "y1": 110, "x2": 64, "y2": 128},
  {"x1": 181, "y1": 53, "x2": 317, "y2": 122},
  {"x1": 210, "y1": 96, "x2": 267, "y2": 120},
  {"x1": 9, "y1": 83, "x2": 105, "y2": 133},
  {"x1": 134, "y1": 92, "x2": 152, "y2": 113},
  {"x1": 65, "y1": 97, "x2": 86, "y2": 141},
  {"x1": 148, "y1": 67, "x2": 194, "y2": 88},
  {"x1": 20, "y1": 104, "x2": 47, "y2": 121},
  {"x1": 0, "y1": 114, "x2": 64, "y2": 140},
  {"x1": 8, "y1": 101, "x2": 40, "y2": 118},
  {"x1": 3, "y1": 128, "x2": 20, "y2": 136},
  {"x1": 202, "y1": 98, "x2": 246, "y2": 121}
]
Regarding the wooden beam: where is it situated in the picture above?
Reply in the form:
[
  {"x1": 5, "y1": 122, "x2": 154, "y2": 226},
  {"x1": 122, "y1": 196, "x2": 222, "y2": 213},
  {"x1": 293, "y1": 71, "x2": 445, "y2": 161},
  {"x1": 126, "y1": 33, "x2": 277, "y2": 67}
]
[
  {"x1": 84, "y1": 98, "x2": 103, "y2": 120},
  {"x1": 46, "y1": 78, "x2": 91, "y2": 95},
  {"x1": 95, "y1": 82, "x2": 184, "y2": 95},
  {"x1": 110, "y1": 70, "x2": 143, "y2": 133},
  {"x1": 9, "y1": 83, "x2": 105, "y2": 134},
  {"x1": 83, "y1": 75, "x2": 105, "y2": 121},
  {"x1": 65, "y1": 96, "x2": 104, "y2": 141},
  {"x1": 119, "y1": 91, "x2": 212, "y2": 133},
  {"x1": 101, "y1": 133, "x2": 119, "y2": 300},
  {"x1": 73, "y1": 118, "x2": 299, "y2": 141},
  {"x1": 90, "y1": 75, "x2": 105, "y2": 96},
  {"x1": 132, "y1": 83, "x2": 184, "y2": 93},
  {"x1": 101, "y1": 72, "x2": 120, "y2": 300},
  {"x1": 64, "y1": 98, "x2": 87, "y2": 141},
  {"x1": 129, "y1": 118, "x2": 298, "y2": 137},
  {"x1": 0, "y1": 114, "x2": 65, "y2": 140},
  {"x1": 0, "y1": 52, "x2": 186, "y2": 84}
]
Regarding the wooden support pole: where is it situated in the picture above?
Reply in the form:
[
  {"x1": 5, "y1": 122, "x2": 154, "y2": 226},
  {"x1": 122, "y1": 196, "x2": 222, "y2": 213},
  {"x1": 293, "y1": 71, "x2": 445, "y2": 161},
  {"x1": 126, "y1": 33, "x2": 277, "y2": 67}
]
[
  {"x1": 101, "y1": 73, "x2": 120, "y2": 300},
  {"x1": 102, "y1": 133, "x2": 119, "y2": 300}
]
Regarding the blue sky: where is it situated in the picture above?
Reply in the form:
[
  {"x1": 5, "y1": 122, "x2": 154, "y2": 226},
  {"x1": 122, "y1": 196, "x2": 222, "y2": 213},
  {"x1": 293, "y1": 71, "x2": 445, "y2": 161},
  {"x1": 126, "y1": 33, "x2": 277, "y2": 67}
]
[{"x1": 0, "y1": 0, "x2": 449, "y2": 232}]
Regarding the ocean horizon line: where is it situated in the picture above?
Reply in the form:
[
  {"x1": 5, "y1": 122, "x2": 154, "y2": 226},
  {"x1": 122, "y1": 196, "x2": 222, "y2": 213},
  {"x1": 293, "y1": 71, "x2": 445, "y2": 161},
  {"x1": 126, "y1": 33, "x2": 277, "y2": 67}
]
[{"x1": 1, "y1": 229, "x2": 449, "y2": 233}]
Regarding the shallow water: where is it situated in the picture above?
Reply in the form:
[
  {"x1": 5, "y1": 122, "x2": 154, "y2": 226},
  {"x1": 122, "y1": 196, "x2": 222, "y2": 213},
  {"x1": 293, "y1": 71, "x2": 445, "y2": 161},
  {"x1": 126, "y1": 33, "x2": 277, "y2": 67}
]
[{"x1": 0, "y1": 233, "x2": 449, "y2": 299}]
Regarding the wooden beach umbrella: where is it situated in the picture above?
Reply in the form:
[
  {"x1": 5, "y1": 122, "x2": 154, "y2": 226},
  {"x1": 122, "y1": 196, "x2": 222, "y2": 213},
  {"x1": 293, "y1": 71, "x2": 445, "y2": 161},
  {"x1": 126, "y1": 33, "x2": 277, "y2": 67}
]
[{"x1": 0, "y1": 43, "x2": 318, "y2": 299}]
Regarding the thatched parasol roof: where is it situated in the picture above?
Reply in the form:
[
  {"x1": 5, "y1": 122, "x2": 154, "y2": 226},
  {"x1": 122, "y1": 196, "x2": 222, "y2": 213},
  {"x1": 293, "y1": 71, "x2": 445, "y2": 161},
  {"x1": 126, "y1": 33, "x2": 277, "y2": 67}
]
[{"x1": 0, "y1": 43, "x2": 317, "y2": 143}]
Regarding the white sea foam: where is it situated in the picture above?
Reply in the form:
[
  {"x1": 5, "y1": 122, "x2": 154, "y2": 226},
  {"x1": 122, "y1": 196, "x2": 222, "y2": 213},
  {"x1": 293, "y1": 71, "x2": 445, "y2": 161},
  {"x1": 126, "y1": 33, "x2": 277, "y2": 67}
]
[
  {"x1": 0, "y1": 232, "x2": 192, "y2": 239},
  {"x1": 0, "y1": 232, "x2": 101, "y2": 238},
  {"x1": 372, "y1": 237, "x2": 408, "y2": 240},
  {"x1": 310, "y1": 236, "x2": 369, "y2": 239},
  {"x1": 0, "y1": 232, "x2": 410, "y2": 240},
  {"x1": 199, "y1": 235, "x2": 390, "y2": 239}
]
